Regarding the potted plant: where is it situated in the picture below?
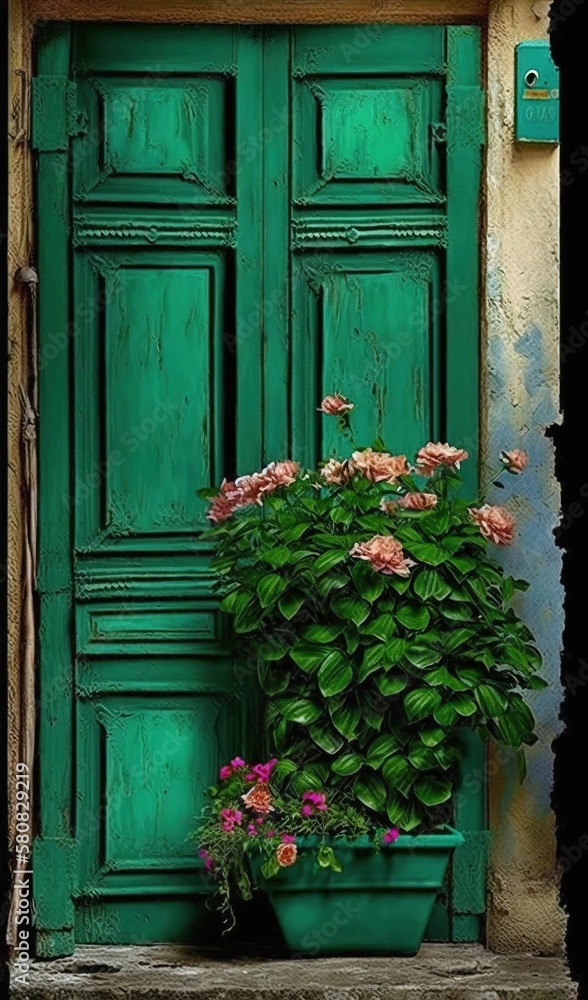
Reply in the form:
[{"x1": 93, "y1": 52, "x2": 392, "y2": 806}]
[{"x1": 195, "y1": 395, "x2": 544, "y2": 956}]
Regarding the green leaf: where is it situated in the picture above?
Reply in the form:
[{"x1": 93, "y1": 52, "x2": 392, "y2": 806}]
[
  {"x1": 366, "y1": 733, "x2": 399, "y2": 768},
  {"x1": 278, "y1": 592, "x2": 305, "y2": 620},
  {"x1": 404, "y1": 645, "x2": 442, "y2": 668},
  {"x1": 258, "y1": 641, "x2": 287, "y2": 661},
  {"x1": 449, "y1": 554, "x2": 477, "y2": 575},
  {"x1": 439, "y1": 602, "x2": 474, "y2": 622},
  {"x1": 375, "y1": 673, "x2": 408, "y2": 696},
  {"x1": 382, "y1": 755, "x2": 416, "y2": 797},
  {"x1": 361, "y1": 614, "x2": 396, "y2": 641},
  {"x1": 317, "y1": 845, "x2": 343, "y2": 872},
  {"x1": 261, "y1": 545, "x2": 292, "y2": 569},
  {"x1": 475, "y1": 684, "x2": 508, "y2": 717},
  {"x1": 234, "y1": 598, "x2": 260, "y2": 633},
  {"x1": 219, "y1": 589, "x2": 243, "y2": 614},
  {"x1": 404, "y1": 541, "x2": 450, "y2": 566},
  {"x1": 302, "y1": 623, "x2": 345, "y2": 644},
  {"x1": 403, "y1": 687, "x2": 442, "y2": 722},
  {"x1": 384, "y1": 638, "x2": 409, "y2": 666},
  {"x1": 357, "y1": 643, "x2": 385, "y2": 682},
  {"x1": 419, "y1": 727, "x2": 446, "y2": 747},
  {"x1": 450, "y1": 693, "x2": 478, "y2": 717},
  {"x1": 258, "y1": 660, "x2": 291, "y2": 696},
  {"x1": 386, "y1": 795, "x2": 422, "y2": 831},
  {"x1": 413, "y1": 570, "x2": 452, "y2": 601},
  {"x1": 331, "y1": 752, "x2": 364, "y2": 776},
  {"x1": 260, "y1": 857, "x2": 280, "y2": 879},
  {"x1": 433, "y1": 702, "x2": 458, "y2": 727},
  {"x1": 442, "y1": 628, "x2": 477, "y2": 653},
  {"x1": 352, "y1": 561, "x2": 386, "y2": 602},
  {"x1": 526, "y1": 675, "x2": 549, "y2": 690},
  {"x1": 258, "y1": 573, "x2": 287, "y2": 608},
  {"x1": 273, "y1": 697, "x2": 322, "y2": 724},
  {"x1": 414, "y1": 775, "x2": 453, "y2": 806},
  {"x1": 353, "y1": 773, "x2": 387, "y2": 812},
  {"x1": 330, "y1": 506, "x2": 353, "y2": 527},
  {"x1": 407, "y1": 745, "x2": 438, "y2": 770},
  {"x1": 329, "y1": 699, "x2": 361, "y2": 740},
  {"x1": 308, "y1": 722, "x2": 345, "y2": 755},
  {"x1": 314, "y1": 549, "x2": 349, "y2": 575},
  {"x1": 318, "y1": 651, "x2": 354, "y2": 697},
  {"x1": 331, "y1": 594, "x2": 370, "y2": 626},
  {"x1": 395, "y1": 605, "x2": 430, "y2": 631},
  {"x1": 290, "y1": 642, "x2": 326, "y2": 674}
]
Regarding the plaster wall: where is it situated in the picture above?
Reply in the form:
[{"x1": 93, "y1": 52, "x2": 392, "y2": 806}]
[{"x1": 7, "y1": 0, "x2": 564, "y2": 954}]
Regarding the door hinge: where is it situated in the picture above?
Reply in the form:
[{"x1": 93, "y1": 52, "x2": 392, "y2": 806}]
[
  {"x1": 31, "y1": 76, "x2": 88, "y2": 152},
  {"x1": 446, "y1": 85, "x2": 486, "y2": 149}
]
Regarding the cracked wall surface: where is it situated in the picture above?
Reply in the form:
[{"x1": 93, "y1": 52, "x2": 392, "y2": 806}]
[{"x1": 7, "y1": 0, "x2": 564, "y2": 954}]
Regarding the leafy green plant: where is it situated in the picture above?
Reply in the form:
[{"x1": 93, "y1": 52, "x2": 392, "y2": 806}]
[{"x1": 199, "y1": 396, "x2": 544, "y2": 834}]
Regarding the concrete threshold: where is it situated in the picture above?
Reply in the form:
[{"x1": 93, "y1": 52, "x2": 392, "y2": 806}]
[{"x1": 11, "y1": 944, "x2": 576, "y2": 1000}]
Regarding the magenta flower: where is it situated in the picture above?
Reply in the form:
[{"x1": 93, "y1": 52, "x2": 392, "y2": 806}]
[
  {"x1": 266, "y1": 829, "x2": 275, "y2": 838},
  {"x1": 247, "y1": 759, "x2": 278, "y2": 783},
  {"x1": 255, "y1": 817, "x2": 265, "y2": 825},
  {"x1": 220, "y1": 808, "x2": 243, "y2": 832},
  {"x1": 231, "y1": 757, "x2": 246, "y2": 769},
  {"x1": 300, "y1": 790, "x2": 327, "y2": 816},
  {"x1": 219, "y1": 765, "x2": 233, "y2": 781},
  {"x1": 382, "y1": 827, "x2": 400, "y2": 845},
  {"x1": 246, "y1": 823, "x2": 258, "y2": 836},
  {"x1": 198, "y1": 849, "x2": 214, "y2": 871},
  {"x1": 281, "y1": 834, "x2": 296, "y2": 844}
]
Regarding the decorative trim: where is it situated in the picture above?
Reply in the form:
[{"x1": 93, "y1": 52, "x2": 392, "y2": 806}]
[
  {"x1": 291, "y1": 216, "x2": 448, "y2": 249},
  {"x1": 73, "y1": 210, "x2": 238, "y2": 247}
]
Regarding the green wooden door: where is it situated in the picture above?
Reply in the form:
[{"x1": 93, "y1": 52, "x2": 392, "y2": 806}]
[{"x1": 34, "y1": 22, "x2": 485, "y2": 956}]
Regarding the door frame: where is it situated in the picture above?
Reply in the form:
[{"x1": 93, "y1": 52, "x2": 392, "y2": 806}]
[{"x1": 32, "y1": 19, "x2": 485, "y2": 958}]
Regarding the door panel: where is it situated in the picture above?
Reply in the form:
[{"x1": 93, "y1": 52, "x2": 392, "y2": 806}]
[{"x1": 35, "y1": 21, "x2": 484, "y2": 954}]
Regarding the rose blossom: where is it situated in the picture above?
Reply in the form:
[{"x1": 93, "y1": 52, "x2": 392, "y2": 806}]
[
  {"x1": 397, "y1": 492, "x2": 438, "y2": 511},
  {"x1": 231, "y1": 757, "x2": 246, "y2": 769},
  {"x1": 320, "y1": 458, "x2": 352, "y2": 486},
  {"x1": 351, "y1": 448, "x2": 410, "y2": 484},
  {"x1": 415, "y1": 442, "x2": 468, "y2": 476},
  {"x1": 350, "y1": 535, "x2": 416, "y2": 577},
  {"x1": 241, "y1": 783, "x2": 274, "y2": 814},
  {"x1": 246, "y1": 759, "x2": 278, "y2": 783},
  {"x1": 207, "y1": 462, "x2": 299, "y2": 523},
  {"x1": 258, "y1": 460, "x2": 300, "y2": 490},
  {"x1": 469, "y1": 504, "x2": 516, "y2": 545},
  {"x1": 500, "y1": 449, "x2": 528, "y2": 474},
  {"x1": 382, "y1": 827, "x2": 400, "y2": 845},
  {"x1": 276, "y1": 842, "x2": 298, "y2": 867},
  {"x1": 219, "y1": 765, "x2": 233, "y2": 781},
  {"x1": 318, "y1": 393, "x2": 354, "y2": 415}
]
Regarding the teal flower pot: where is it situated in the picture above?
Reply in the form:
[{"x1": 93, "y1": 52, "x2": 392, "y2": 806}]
[{"x1": 250, "y1": 826, "x2": 464, "y2": 956}]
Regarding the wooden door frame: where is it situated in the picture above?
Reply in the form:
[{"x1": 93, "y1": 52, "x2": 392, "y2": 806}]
[{"x1": 31, "y1": 16, "x2": 484, "y2": 958}]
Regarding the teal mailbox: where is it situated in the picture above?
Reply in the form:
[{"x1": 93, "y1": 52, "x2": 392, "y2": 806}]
[{"x1": 515, "y1": 41, "x2": 559, "y2": 143}]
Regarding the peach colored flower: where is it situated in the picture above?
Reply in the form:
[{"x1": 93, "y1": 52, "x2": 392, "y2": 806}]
[
  {"x1": 241, "y1": 783, "x2": 275, "y2": 815},
  {"x1": 379, "y1": 499, "x2": 398, "y2": 514},
  {"x1": 469, "y1": 505, "x2": 516, "y2": 545},
  {"x1": 276, "y1": 842, "x2": 298, "y2": 867},
  {"x1": 398, "y1": 492, "x2": 438, "y2": 511},
  {"x1": 318, "y1": 393, "x2": 354, "y2": 415},
  {"x1": 351, "y1": 449, "x2": 410, "y2": 484},
  {"x1": 207, "y1": 461, "x2": 299, "y2": 522},
  {"x1": 500, "y1": 449, "x2": 528, "y2": 474},
  {"x1": 320, "y1": 458, "x2": 352, "y2": 485},
  {"x1": 415, "y1": 443, "x2": 468, "y2": 476},
  {"x1": 349, "y1": 535, "x2": 416, "y2": 577},
  {"x1": 207, "y1": 479, "x2": 248, "y2": 523}
]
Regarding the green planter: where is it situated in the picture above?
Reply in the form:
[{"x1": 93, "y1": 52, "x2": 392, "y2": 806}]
[{"x1": 250, "y1": 826, "x2": 464, "y2": 956}]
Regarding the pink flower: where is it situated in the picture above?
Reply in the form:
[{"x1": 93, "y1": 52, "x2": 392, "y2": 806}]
[
  {"x1": 351, "y1": 449, "x2": 410, "y2": 484},
  {"x1": 300, "y1": 790, "x2": 328, "y2": 815},
  {"x1": 501, "y1": 449, "x2": 528, "y2": 474},
  {"x1": 469, "y1": 505, "x2": 516, "y2": 545},
  {"x1": 231, "y1": 757, "x2": 246, "y2": 769},
  {"x1": 219, "y1": 765, "x2": 233, "y2": 781},
  {"x1": 281, "y1": 834, "x2": 296, "y2": 844},
  {"x1": 382, "y1": 827, "x2": 400, "y2": 845},
  {"x1": 248, "y1": 759, "x2": 278, "y2": 783},
  {"x1": 266, "y1": 830, "x2": 275, "y2": 838},
  {"x1": 398, "y1": 492, "x2": 438, "y2": 511},
  {"x1": 241, "y1": 783, "x2": 274, "y2": 814},
  {"x1": 415, "y1": 442, "x2": 468, "y2": 476},
  {"x1": 255, "y1": 817, "x2": 265, "y2": 825},
  {"x1": 246, "y1": 824, "x2": 258, "y2": 836},
  {"x1": 220, "y1": 808, "x2": 243, "y2": 832},
  {"x1": 320, "y1": 458, "x2": 352, "y2": 485},
  {"x1": 318, "y1": 393, "x2": 354, "y2": 415},
  {"x1": 198, "y1": 849, "x2": 214, "y2": 870},
  {"x1": 276, "y1": 842, "x2": 298, "y2": 867},
  {"x1": 258, "y1": 461, "x2": 300, "y2": 491},
  {"x1": 206, "y1": 462, "x2": 299, "y2": 523},
  {"x1": 350, "y1": 535, "x2": 416, "y2": 577}
]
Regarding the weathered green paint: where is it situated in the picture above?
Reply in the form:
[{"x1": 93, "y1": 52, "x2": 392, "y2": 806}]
[{"x1": 35, "y1": 22, "x2": 484, "y2": 955}]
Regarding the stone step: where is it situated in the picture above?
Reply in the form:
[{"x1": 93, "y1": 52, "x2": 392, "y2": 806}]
[{"x1": 10, "y1": 944, "x2": 576, "y2": 1000}]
